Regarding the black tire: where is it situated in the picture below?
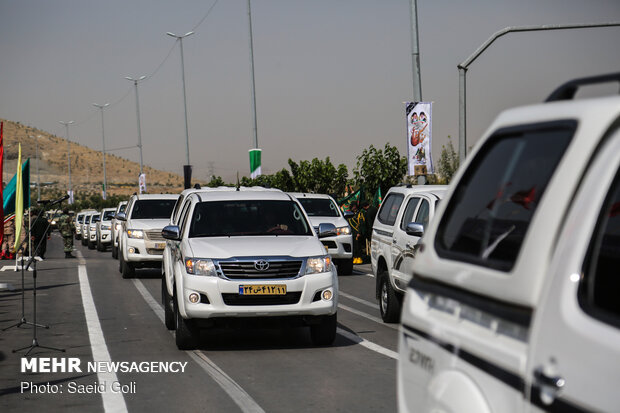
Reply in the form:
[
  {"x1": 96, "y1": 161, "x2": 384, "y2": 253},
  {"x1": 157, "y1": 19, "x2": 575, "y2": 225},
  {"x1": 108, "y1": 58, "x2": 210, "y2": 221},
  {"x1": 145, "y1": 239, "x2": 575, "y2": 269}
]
[
  {"x1": 162, "y1": 277, "x2": 175, "y2": 330},
  {"x1": 96, "y1": 240, "x2": 103, "y2": 251},
  {"x1": 81, "y1": 237, "x2": 87, "y2": 246},
  {"x1": 379, "y1": 273, "x2": 401, "y2": 323},
  {"x1": 118, "y1": 253, "x2": 123, "y2": 273},
  {"x1": 88, "y1": 240, "x2": 95, "y2": 250},
  {"x1": 175, "y1": 297, "x2": 198, "y2": 350},
  {"x1": 121, "y1": 258, "x2": 134, "y2": 279},
  {"x1": 112, "y1": 244, "x2": 118, "y2": 259},
  {"x1": 310, "y1": 313, "x2": 337, "y2": 346},
  {"x1": 337, "y1": 259, "x2": 354, "y2": 275}
]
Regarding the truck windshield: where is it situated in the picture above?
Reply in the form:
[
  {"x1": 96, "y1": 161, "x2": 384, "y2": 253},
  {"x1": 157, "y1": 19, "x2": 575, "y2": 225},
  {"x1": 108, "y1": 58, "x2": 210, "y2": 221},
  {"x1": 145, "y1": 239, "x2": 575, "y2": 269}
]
[
  {"x1": 130, "y1": 199, "x2": 176, "y2": 220},
  {"x1": 189, "y1": 200, "x2": 313, "y2": 237},
  {"x1": 298, "y1": 198, "x2": 340, "y2": 217},
  {"x1": 102, "y1": 210, "x2": 116, "y2": 221}
]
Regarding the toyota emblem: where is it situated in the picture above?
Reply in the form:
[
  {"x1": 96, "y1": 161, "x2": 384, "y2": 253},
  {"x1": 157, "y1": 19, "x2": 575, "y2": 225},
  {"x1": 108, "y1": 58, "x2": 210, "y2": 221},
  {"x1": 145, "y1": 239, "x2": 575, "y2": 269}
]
[{"x1": 254, "y1": 260, "x2": 270, "y2": 271}]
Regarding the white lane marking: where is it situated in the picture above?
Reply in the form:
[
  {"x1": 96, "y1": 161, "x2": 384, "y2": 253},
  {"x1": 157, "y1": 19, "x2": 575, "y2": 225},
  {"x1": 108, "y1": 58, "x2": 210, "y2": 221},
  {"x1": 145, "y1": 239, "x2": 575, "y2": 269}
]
[
  {"x1": 132, "y1": 279, "x2": 265, "y2": 413},
  {"x1": 338, "y1": 303, "x2": 398, "y2": 331},
  {"x1": 336, "y1": 328, "x2": 397, "y2": 360},
  {"x1": 77, "y1": 251, "x2": 128, "y2": 413},
  {"x1": 339, "y1": 291, "x2": 379, "y2": 310}
]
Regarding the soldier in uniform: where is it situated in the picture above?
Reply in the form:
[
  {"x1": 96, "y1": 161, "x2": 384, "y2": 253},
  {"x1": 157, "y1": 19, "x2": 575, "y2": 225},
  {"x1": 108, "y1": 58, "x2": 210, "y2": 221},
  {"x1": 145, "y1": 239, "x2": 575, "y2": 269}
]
[
  {"x1": 58, "y1": 207, "x2": 76, "y2": 258},
  {"x1": 2, "y1": 218, "x2": 16, "y2": 260}
]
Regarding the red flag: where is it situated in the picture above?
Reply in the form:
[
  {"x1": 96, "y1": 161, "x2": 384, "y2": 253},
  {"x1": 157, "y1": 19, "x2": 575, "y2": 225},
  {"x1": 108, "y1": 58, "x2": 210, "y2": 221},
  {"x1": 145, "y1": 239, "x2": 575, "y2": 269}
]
[
  {"x1": 0, "y1": 122, "x2": 4, "y2": 248},
  {"x1": 510, "y1": 186, "x2": 536, "y2": 210}
]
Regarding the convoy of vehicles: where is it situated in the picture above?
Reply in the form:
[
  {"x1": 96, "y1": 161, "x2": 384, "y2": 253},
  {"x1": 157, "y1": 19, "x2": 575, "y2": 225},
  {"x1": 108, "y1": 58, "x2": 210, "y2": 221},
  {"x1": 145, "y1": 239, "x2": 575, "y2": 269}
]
[{"x1": 61, "y1": 72, "x2": 620, "y2": 411}]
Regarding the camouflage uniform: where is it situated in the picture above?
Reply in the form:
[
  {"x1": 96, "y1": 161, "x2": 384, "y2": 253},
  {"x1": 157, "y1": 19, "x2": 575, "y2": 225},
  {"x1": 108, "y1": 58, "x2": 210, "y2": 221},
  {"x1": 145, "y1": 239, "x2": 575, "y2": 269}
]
[
  {"x1": 1, "y1": 219, "x2": 15, "y2": 259},
  {"x1": 58, "y1": 213, "x2": 76, "y2": 258}
]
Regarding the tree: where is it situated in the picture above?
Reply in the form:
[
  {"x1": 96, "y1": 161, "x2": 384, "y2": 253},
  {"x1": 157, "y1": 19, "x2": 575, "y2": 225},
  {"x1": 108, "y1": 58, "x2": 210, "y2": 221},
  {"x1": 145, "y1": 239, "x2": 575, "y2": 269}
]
[
  {"x1": 353, "y1": 143, "x2": 407, "y2": 199},
  {"x1": 287, "y1": 157, "x2": 348, "y2": 198},
  {"x1": 436, "y1": 136, "x2": 460, "y2": 184},
  {"x1": 206, "y1": 176, "x2": 227, "y2": 188}
]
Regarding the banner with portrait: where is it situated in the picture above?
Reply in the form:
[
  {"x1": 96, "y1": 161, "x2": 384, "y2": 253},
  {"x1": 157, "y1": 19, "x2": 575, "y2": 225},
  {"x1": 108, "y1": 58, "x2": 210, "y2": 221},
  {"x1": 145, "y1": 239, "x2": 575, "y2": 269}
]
[{"x1": 405, "y1": 102, "x2": 433, "y2": 175}]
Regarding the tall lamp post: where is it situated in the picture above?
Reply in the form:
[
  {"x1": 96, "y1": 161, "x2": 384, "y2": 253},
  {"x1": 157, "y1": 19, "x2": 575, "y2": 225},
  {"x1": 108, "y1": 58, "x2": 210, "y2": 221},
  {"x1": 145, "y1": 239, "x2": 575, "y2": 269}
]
[
  {"x1": 167, "y1": 30, "x2": 194, "y2": 189},
  {"x1": 125, "y1": 75, "x2": 146, "y2": 179},
  {"x1": 59, "y1": 120, "x2": 74, "y2": 203},
  {"x1": 93, "y1": 102, "x2": 110, "y2": 199}
]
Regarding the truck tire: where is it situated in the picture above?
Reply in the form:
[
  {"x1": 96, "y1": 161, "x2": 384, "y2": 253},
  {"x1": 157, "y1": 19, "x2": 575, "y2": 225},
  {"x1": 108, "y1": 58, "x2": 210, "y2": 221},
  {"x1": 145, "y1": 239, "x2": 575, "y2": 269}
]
[
  {"x1": 310, "y1": 313, "x2": 337, "y2": 346},
  {"x1": 121, "y1": 258, "x2": 134, "y2": 279},
  {"x1": 88, "y1": 240, "x2": 95, "y2": 250},
  {"x1": 112, "y1": 244, "x2": 118, "y2": 259},
  {"x1": 175, "y1": 297, "x2": 198, "y2": 350},
  {"x1": 379, "y1": 272, "x2": 401, "y2": 323},
  {"x1": 162, "y1": 278, "x2": 175, "y2": 330}
]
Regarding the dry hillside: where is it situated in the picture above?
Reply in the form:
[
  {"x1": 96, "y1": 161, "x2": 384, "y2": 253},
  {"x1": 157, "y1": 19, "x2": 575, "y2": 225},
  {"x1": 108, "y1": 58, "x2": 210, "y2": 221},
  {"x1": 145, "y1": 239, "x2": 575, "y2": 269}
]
[{"x1": 1, "y1": 118, "x2": 184, "y2": 197}]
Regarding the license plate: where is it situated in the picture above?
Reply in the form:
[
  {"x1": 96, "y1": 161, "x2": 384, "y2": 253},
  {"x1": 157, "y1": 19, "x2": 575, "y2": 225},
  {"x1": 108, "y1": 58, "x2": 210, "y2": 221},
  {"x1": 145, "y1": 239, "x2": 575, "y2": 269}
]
[
  {"x1": 239, "y1": 285, "x2": 287, "y2": 295},
  {"x1": 154, "y1": 242, "x2": 166, "y2": 250}
]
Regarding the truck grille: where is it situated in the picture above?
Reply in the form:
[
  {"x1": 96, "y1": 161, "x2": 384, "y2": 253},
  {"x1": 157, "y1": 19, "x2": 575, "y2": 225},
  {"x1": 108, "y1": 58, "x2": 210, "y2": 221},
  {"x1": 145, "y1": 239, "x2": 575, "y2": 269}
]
[
  {"x1": 145, "y1": 230, "x2": 165, "y2": 241},
  {"x1": 218, "y1": 260, "x2": 303, "y2": 279},
  {"x1": 221, "y1": 292, "x2": 302, "y2": 306}
]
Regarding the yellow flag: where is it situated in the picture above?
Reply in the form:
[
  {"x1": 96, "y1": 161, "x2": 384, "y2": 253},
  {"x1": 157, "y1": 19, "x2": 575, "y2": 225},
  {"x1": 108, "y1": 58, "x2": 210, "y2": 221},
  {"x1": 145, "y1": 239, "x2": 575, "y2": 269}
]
[{"x1": 13, "y1": 144, "x2": 23, "y2": 253}]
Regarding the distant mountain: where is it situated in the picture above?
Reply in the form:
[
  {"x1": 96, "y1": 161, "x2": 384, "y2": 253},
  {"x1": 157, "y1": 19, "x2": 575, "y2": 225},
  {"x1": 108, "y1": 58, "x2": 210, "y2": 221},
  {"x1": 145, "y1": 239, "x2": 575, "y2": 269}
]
[{"x1": 1, "y1": 119, "x2": 184, "y2": 197}]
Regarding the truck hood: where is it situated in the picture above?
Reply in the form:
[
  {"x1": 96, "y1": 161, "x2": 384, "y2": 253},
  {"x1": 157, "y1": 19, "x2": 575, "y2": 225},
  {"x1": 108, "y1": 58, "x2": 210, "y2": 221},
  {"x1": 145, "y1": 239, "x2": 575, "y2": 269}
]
[
  {"x1": 127, "y1": 219, "x2": 170, "y2": 230},
  {"x1": 187, "y1": 236, "x2": 326, "y2": 259}
]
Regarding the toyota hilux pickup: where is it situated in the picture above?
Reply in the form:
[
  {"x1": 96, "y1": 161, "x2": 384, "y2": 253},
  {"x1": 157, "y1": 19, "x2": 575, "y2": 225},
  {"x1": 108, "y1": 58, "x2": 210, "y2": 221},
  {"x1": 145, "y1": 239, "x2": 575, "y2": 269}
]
[
  {"x1": 161, "y1": 188, "x2": 339, "y2": 350},
  {"x1": 398, "y1": 72, "x2": 620, "y2": 413}
]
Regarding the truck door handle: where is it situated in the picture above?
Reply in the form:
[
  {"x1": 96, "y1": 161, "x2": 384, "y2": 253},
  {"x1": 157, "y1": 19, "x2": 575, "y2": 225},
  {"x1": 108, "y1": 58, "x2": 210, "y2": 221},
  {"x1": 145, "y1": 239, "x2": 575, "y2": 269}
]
[
  {"x1": 392, "y1": 239, "x2": 397, "y2": 244},
  {"x1": 534, "y1": 367, "x2": 565, "y2": 389}
]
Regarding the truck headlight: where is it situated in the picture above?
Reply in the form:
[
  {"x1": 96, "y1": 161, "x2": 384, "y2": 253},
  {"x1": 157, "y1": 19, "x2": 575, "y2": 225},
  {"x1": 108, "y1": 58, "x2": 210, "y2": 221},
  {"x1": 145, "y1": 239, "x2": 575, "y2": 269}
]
[
  {"x1": 185, "y1": 258, "x2": 217, "y2": 276},
  {"x1": 336, "y1": 226, "x2": 351, "y2": 236},
  {"x1": 127, "y1": 229, "x2": 144, "y2": 239},
  {"x1": 306, "y1": 256, "x2": 332, "y2": 274},
  {"x1": 101, "y1": 224, "x2": 111, "y2": 230}
]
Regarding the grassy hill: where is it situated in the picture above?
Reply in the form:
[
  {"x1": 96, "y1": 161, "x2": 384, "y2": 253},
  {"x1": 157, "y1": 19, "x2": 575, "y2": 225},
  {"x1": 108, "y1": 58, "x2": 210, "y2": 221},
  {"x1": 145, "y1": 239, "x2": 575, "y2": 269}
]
[{"x1": 1, "y1": 119, "x2": 184, "y2": 199}]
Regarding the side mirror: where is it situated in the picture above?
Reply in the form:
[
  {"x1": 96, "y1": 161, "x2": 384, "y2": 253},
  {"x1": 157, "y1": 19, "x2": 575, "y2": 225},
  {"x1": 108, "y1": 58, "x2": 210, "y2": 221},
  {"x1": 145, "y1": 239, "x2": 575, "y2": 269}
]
[
  {"x1": 343, "y1": 210, "x2": 355, "y2": 219},
  {"x1": 317, "y1": 223, "x2": 337, "y2": 238},
  {"x1": 162, "y1": 225, "x2": 181, "y2": 241},
  {"x1": 115, "y1": 212, "x2": 127, "y2": 221},
  {"x1": 405, "y1": 222, "x2": 424, "y2": 237}
]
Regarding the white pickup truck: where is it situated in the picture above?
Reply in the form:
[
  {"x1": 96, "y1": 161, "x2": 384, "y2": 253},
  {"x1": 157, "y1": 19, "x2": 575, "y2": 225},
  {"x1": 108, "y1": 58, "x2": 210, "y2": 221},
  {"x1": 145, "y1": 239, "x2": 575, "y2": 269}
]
[{"x1": 398, "y1": 72, "x2": 620, "y2": 413}]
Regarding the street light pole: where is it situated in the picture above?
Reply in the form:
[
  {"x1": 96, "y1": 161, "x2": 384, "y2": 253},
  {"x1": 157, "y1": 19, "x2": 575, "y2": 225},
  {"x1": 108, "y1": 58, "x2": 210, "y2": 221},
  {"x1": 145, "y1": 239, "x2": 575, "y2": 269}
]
[
  {"x1": 93, "y1": 103, "x2": 110, "y2": 200},
  {"x1": 167, "y1": 31, "x2": 194, "y2": 189},
  {"x1": 59, "y1": 120, "x2": 74, "y2": 203},
  {"x1": 125, "y1": 75, "x2": 146, "y2": 178}
]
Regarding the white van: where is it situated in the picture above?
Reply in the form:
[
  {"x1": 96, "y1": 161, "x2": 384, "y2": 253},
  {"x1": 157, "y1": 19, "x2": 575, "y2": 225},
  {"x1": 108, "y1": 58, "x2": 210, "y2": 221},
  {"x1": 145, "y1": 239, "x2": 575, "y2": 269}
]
[{"x1": 398, "y1": 73, "x2": 620, "y2": 413}]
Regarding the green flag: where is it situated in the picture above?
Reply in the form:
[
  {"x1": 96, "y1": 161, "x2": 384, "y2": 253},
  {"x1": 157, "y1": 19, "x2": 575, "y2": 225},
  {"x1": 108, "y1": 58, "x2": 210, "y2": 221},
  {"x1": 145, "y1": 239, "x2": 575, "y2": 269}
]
[{"x1": 249, "y1": 149, "x2": 262, "y2": 179}]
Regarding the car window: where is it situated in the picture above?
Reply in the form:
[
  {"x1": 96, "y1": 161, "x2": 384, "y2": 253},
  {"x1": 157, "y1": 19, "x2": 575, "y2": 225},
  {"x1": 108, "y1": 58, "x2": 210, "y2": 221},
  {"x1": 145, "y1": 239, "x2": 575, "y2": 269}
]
[
  {"x1": 298, "y1": 198, "x2": 340, "y2": 217},
  {"x1": 436, "y1": 121, "x2": 576, "y2": 272},
  {"x1": 415, "y1": 199, "x2": 430, "y2": 230},
  {"x1": 130, "y1": 199, "x2": 177, "y2": 219},
  {"x1": 400, "y1": 197, "x2": 421, "y2": 231},
  {"x1": 118, "y1": 203, "x2": 127, "y2": 213},
  {"x1": 377, "y1": 193, "x2": 404, "y2": 226},
  {"x1": 189, "y1": 200, "x2": 312, "y2": 237},
  {"x1": 579, "y1": 167, "x2": 620, "y2": 328},
  {"x1": 102, "y1": 210, "x2": 115, "y2": 221}
]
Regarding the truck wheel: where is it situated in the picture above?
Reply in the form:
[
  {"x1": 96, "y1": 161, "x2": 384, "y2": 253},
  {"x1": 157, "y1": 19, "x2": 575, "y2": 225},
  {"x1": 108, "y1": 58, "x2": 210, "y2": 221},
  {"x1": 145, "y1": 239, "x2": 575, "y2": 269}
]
[
  {"x1": 82, "y1": 237, "x2": 87, "y2": 246},
  {"x1": 337, "y1": 259, "x2": 354, "y2": 275},
  {"x1": 162, "y1": 278, "x2": 175, "y2": 330},
  {"x1": 175, "y1": 297, "x2": 198, "y2": 350},
  {"x1": 96, "y1": 240, "x2": 103, "y2": 251},
  {"x1": 310, "y1": 313, "x2": 337, "y2": 346},
  {"x1": 88, "y1": 240, "x2": 95, "y2": 250},
  {"x1": 379, "y1": 272, "x2": 401, "y2": 323},
  {"x1": 112, "y1": 244, "x2": 118, "y2": 259},
  {"x1": 121, "y1": 258, "x2": 135, "y2": 279}
]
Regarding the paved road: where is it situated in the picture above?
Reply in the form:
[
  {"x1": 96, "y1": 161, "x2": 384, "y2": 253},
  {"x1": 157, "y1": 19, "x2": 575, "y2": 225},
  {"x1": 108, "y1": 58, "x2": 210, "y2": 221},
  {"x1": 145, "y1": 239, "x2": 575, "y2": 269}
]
[{"x1": 0, "y1": 234, "x2": 397, "y2": 413}]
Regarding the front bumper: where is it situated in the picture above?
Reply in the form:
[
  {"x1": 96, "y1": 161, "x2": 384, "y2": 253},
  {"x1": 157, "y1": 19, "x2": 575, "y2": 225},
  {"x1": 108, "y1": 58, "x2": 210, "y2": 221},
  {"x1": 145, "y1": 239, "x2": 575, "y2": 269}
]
[
  {"x1": 319, "y1": 234, "x2": 353, "y2": 259},
  {"x1": 124, "y1": 237, "x2": 166, "y2": 263},
  {"x1": 99, "y1": 229, "x2": 112, "y2": 245},
  {"x1": 179, "y1": 270, "x2": 338, "y2": 320}
]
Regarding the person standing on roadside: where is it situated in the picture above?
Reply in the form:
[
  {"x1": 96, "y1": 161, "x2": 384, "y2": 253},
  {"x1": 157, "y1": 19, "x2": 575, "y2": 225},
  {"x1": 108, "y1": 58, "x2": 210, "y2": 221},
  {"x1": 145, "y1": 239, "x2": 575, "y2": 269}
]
[
  {"x1": 30, "y1": 208, "x2": 51, "y2": 259},
  {"x1": 58, "y1": 207, "x2": 75, "y2": 258}
]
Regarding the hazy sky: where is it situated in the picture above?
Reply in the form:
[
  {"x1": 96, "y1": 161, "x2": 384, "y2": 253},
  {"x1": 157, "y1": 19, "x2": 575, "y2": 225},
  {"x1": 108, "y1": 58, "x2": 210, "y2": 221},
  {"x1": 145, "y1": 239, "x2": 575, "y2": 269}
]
[{"x1": 1, "y1": 0, "x2": 619, "y2": 183}]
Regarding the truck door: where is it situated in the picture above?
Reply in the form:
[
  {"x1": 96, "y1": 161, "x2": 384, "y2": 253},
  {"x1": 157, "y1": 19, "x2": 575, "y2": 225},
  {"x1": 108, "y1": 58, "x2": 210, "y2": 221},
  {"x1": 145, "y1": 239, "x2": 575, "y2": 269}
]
[
  {"x1": 390, "y1": 196, "x2": 422, "y2": 292},
  {"x1": 527, "y1": 126, "x2": 620, "y2": 412}
]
